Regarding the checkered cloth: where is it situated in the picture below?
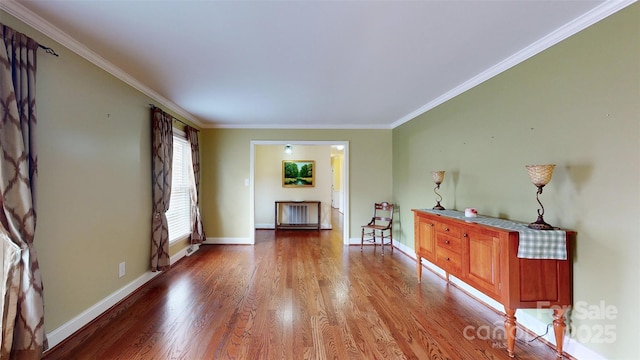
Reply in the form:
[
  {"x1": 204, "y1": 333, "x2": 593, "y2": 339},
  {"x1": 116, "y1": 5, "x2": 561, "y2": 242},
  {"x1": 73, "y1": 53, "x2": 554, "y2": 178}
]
[{"x1": 420, "y1": 209, "x2": 567, "y2": 260}]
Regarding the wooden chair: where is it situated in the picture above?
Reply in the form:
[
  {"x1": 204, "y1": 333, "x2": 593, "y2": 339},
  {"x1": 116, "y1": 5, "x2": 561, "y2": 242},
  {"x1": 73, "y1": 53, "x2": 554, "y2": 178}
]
[{"x1": 360, "y1": 202, "x2": 394, "y2": 255}]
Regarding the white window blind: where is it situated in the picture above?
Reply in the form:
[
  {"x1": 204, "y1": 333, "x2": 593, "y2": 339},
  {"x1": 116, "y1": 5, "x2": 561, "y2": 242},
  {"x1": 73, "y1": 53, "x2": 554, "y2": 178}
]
[{"x1": 166, "y1": 132, "x2": 191, "y2": 243}]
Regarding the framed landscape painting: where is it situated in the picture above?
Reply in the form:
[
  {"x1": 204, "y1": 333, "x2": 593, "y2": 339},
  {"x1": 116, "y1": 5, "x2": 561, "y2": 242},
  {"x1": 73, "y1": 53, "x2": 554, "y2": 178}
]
[{"x1": 282, "y1": 160, "x2": 315, "y2": 187}]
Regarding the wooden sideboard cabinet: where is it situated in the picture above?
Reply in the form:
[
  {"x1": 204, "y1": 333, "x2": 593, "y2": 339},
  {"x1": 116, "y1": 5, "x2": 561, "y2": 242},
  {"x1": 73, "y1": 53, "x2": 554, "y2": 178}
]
[{"x1": 412, "y1": 209, "x2": 574, "y2": 358}]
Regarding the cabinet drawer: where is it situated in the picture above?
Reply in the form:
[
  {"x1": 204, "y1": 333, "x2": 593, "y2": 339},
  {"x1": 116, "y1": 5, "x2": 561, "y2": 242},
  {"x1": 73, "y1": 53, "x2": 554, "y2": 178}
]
[
  {"x1": 436, "y1": 222, "x2": 462, "y2": 237},
  {"x1": 436, "y1": 234, "x2": 462, "y2": 254},
  {"x1": 436, "y1": 246, "x2": 462, "y2": 274}
]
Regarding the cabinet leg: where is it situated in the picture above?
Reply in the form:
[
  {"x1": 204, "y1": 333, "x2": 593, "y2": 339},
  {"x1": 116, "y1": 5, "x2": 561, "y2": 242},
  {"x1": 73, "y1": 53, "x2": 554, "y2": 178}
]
[
  {"x1": 416, "y1": 256, "x2": 422, "y2": 283},
  {"x1": 553, "y1": 308, "x2": 567, "y2": 358},
  {"x1": 504, "y1": 307, "x2": 517, "y2": 358}
]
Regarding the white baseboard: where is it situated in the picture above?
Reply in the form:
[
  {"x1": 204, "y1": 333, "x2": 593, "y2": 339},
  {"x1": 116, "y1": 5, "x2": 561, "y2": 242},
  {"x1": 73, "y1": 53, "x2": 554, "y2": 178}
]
[
  {"x1": 171, "y1": 247, "x2": 188, "y2": 263},
  {"x1": 561, "y1": 334, "x2": 608, "y2": 360},
  {"x1": 45, "y1": 251, "x2": 186, "y2": 350},
  {"x1": 393, "y1": 240, "x2": 605, "y2": 360},
  {"x1": 390, "y1": 239, "x2": 412, "y2": 254},
  {"x1": 204, "y1": 237, "x2": 252, "y2": 245},
  {"x1": 45, "y1": 272, "x2": 158, "y2": 349},
  {"x1": 348, "y1": 237, "x2": 361, "y2": 245},
  {"x1": 514, "y1": 310, "x2": 607, "y2": 360},
  {"x1": 185, "y1": 244, "x2": 200, "y2": 256},
  {"x1": 45, "y1": 239, "x2": 604, "y2": 359},
  {"x1": 255, "y1": 224, "x2": 333, "y2": 230}
]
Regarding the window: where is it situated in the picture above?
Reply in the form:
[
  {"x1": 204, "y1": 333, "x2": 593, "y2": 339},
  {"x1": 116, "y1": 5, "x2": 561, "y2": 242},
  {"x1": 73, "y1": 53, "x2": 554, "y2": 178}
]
[{"x1": 166, "y1": 131, "x2": 191, "y2": 243}]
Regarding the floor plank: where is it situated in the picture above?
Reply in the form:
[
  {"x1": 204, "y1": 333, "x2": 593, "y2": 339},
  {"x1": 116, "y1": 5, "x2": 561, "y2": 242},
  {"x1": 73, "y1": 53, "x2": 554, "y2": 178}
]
[{"x1": 44, "y1": 210, "x2": 565, "y2": 359}]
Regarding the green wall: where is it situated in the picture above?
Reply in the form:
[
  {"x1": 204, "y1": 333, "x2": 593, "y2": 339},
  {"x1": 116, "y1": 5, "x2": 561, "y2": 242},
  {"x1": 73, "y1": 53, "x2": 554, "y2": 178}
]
[
  {"x1": 1, "y1": 11, "x2": 198, "y2": 332},
  {"x1": 3, "y1": 3, "x2": 638, "y2": 358},
  {"x1": 254, "y1": 145, "x2": 333, "y2": 228},
  {"x1": 392, "y1": 4, "x2": 639, "y2": 358},
  {"x1": 1, "y1": 10, "x2": 392, "y2": 340},
  {"x1": 200, "y1": 129, "x2": 392, "y2": 240}
]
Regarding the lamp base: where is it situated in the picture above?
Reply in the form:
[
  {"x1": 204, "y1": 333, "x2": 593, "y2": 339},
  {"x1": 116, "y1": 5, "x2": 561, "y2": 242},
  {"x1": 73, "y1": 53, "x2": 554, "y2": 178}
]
[
  {"x1": 432, "y1": 202, "x2": 445, "y2": 210},
  {"x1": 528, "y1": 215, "x2": 554, "y2": 230}
]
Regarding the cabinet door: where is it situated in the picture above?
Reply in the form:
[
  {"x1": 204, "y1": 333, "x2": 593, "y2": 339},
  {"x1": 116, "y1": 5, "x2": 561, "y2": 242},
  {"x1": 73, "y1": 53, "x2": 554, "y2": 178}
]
[
  {"x1": 465, "y1": 230, "x2": 501, "y2": 298},
  {"x1": 416, "y1": 217, "x2": 436, "y2": 261}
]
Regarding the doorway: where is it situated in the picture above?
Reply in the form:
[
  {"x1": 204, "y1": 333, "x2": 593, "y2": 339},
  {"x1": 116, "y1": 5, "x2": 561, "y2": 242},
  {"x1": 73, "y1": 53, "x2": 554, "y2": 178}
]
[{"x1": 250, "y1": 140, "x2": 349, "y2": 245}]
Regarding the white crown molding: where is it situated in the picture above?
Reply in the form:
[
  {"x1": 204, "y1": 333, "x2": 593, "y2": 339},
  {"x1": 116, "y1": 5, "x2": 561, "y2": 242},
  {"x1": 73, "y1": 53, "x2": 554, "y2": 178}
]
[
  {"x1": 391, "y1": 0, "x2": 638, "y2": 129},
  {"x1": 0, "y1": 0, "x2": 205, "y2": 128},
  {"x1": 3, "y1": 0, "x2": 634, "y2": 131},
  {"x1": 203, "y1": 122, "x2": 393, "y2": 130}
]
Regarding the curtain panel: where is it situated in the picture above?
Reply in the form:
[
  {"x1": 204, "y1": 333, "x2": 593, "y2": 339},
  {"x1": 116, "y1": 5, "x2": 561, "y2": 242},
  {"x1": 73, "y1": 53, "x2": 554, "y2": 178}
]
[
  {"x1": 0, "y1": 23, "x2": 47, "y2": 359},
  {"x1": 185, "y1": 126, "x2": 205, "y2": 244},
  {"x1": 150, "y1": 107, "x2": 173, "y2": 272}
]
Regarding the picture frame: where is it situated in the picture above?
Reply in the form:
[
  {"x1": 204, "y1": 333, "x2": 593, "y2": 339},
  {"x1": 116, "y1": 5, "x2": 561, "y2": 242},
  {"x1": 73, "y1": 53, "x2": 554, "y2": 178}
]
[{"x1": 282, "y1": 160, "x2": 315, "y2": 187}]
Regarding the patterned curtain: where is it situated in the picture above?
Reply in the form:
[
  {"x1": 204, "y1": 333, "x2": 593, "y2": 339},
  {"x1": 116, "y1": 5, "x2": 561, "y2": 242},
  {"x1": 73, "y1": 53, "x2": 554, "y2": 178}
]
[
  {"x1": 0, "y1": 24, "x2": 47, "y2": 359},
  {"x1": 185, "y1": 126, "x2": 205, "y2": 244},
  {"x1": 150, "y1": 107, "x2": 173, "y2": 271}
]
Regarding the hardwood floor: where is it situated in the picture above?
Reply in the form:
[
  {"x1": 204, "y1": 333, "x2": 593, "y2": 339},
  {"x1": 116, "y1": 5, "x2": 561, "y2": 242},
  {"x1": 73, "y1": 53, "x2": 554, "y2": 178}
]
[{"x1": 44, "y1": 210, "x2": 566, "y2": 359}]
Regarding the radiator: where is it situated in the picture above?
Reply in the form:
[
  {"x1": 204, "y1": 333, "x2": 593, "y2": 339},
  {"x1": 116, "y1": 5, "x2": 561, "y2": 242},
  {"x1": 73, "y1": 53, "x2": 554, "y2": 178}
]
[{"x1": 288, "y1": 204, "x2": 309, "y2": 224}]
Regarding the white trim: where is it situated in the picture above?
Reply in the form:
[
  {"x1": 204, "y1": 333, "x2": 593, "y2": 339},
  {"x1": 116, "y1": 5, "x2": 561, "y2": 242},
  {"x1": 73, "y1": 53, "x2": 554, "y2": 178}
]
[
  {"x1": 342, "y1": 144, "x2": 350, "y2": 244},
  {"x1": 206, "y1": 123, "x2": 391, "y2": 130},
  {"x1": 559, "y1": 332, "x2": 608, "y2": 360},
  {"x1": 249, "y1": 142, "x2": 256, "y2": 245},
  {"x1": 0, "y1": 0, "x2": 204, "y2": 128},
  {"x1": 393, "y1": 240, "x2": 607, "y2": 360},
  {"x1": 392, "y1": 240, "x2": 413, "y2": 257},
  {"x1": 45, "y1": 271, "x2": 158, "y2": 348},
  {"x1": 2, "y1": 0, "x2": 633, "y2": 131},
  {"x1": 170, "y1": 247, "x2": 189, "y2": 264},
  {"x1": 166, "y1": 134, "x2": 192, "y2": 243},
  {"x1": 204, "y1": 237, "x2": 252, "y2": 245},
  {"x1": 43, "y1": 238, "x2": 605, "y2": 359},
  {"x1": 45, "y1": 251, "x2": 186, "y2": 349},
  {"x1": 512, "y1": 310, "x2": 607, "y2": 360},
  {"x1": 390, "y1": 0, "x2": 637, "y2": 129},
  {"x1": 250, "y1": 140, "x2": 350, "y2": 245},
  {"x1": 255, "y1": 223, "x2": 332, "y2": 230},
  {"x1": 173, "y1": 127, "x2": 186, "y2": 138},
  {"x1": 348, "y1": 237, "x2": 360, "y2": 245}
]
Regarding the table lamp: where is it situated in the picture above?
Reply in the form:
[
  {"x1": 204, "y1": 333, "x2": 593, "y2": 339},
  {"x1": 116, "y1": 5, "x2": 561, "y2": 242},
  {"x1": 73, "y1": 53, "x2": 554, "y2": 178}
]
[
  {"x1": 432, "y1": 171, "x2": 445, "y2": 210},
  {"x1": 525, "y1": 164, "x2": 555, "y2": 230}
]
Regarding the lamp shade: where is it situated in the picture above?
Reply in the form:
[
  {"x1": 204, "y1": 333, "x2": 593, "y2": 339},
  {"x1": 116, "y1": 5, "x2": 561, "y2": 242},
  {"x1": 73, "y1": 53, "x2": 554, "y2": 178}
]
[
  {"x1": 526, "y1": 164, "x2": 555, "y2": 187},
  {"x1": 432, "y1": 171, "x2": 445, "y2": 184}
]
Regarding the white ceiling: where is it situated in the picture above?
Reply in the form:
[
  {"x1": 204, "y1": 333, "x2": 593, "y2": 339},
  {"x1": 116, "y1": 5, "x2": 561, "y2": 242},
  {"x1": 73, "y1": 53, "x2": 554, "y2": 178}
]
[{"x1": 2, "y1": 0, "x2": 632, "y2": 129}]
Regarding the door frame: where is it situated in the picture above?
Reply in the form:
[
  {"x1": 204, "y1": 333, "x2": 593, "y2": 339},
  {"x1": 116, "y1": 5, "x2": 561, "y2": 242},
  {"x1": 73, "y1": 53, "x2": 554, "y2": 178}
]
[{"x1": 250, "y1": 140, "x2": 349, "y2": 245}]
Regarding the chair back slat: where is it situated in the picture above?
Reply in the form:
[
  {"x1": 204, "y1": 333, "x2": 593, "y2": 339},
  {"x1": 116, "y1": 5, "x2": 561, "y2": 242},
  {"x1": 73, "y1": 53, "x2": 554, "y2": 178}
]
[
  {"x1": 361, "y1": 202, "x2": 395, "y2": 255},
  {"x1": 371, "y1": 202, "x2": 394, "y2": 228}
]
